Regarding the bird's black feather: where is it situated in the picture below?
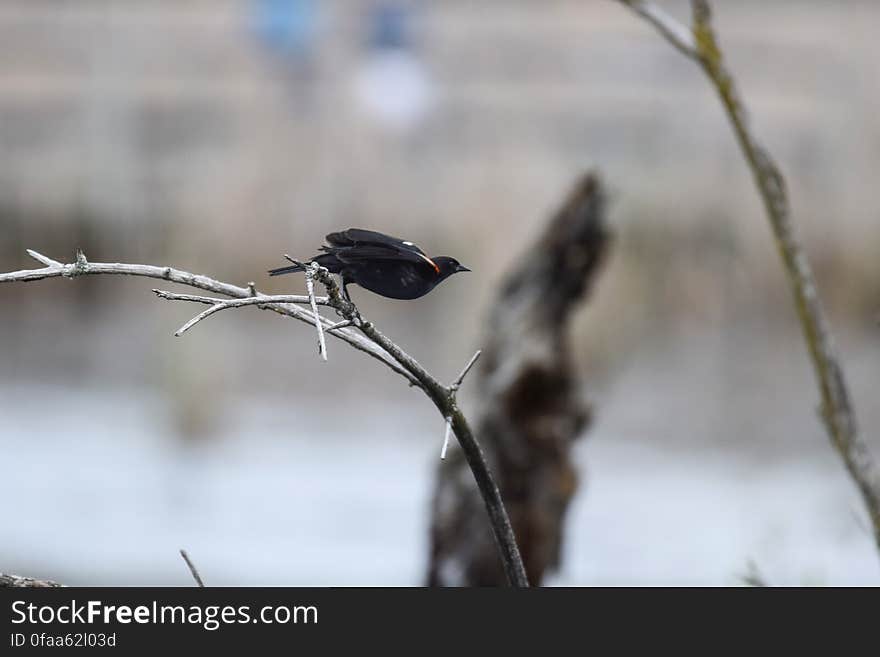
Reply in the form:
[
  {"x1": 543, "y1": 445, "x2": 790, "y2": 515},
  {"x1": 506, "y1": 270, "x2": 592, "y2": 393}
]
[{"x1": 269, "y1": 228, "x2": 469, "y2": 300}]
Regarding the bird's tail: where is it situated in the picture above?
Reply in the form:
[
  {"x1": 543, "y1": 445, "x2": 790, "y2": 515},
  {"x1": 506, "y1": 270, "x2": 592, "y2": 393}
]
[
  {"x1": 267, "y1": 263, "x2": 304, "y2": 277},
  {"x1": 268, "y1": 253, "x2": 340, "y2": 276}
]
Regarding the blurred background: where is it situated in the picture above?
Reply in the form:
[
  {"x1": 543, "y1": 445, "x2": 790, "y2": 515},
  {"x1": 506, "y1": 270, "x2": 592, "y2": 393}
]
[{"x1": 1, "y1": 0, "x2": 879, "y2": 585}]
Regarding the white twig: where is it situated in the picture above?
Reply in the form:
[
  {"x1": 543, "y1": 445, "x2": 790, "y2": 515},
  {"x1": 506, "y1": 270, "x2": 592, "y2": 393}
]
[
  {"x1": 175, "y1": 304, "x2": 226, "y2": 336},
  {"x1": 179, "y1": 549, "x2": 205, "y2": 587},
  {"x1": 152, "y1": 291, "x2": 325, "y2": 337},
  {"x1": 450, "y1": 349, "x2": 482, "y2": 393},
  {"x1": 26, "y1": 249, "x2": 61, "y2": 267},
  {"x1": 326, "y1": 319, "x2": 353, "y2": 333},
  {"x1": 441, "y1": 416, "x2": 453, "y2": 460},
  {"x1": 305, "y1": 264, "x2": 328, "y2": 361},
  {"x1": 153, "y1": 290, "x2": 325, "y2": 306}
]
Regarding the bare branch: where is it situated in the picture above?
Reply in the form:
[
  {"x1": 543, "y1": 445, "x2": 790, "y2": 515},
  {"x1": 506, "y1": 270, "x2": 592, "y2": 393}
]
[
  {"x1": 26, "y1": 249, "x2": 61, "y2": 267},
  {"x1": 179, "y1": 549, "x2": 206, "y2": 587},
  {"x1": 1, "y1": 248, "x2": 529, "y2": 586},
  {"x1": 153, "y1": 290, "x2": 327, "y2": 306},
  {"x1": 618, "y1": 0, "x2": 880, "y2": 555},
  {"x1": 152, "y1": 291, "x2": 326, "y2": 337},
  {"x1": 0, "y1": 251, "x2": 418, "y2": 385},
  {"x1": 176, "y1": 305, "x2": 228, "y2": 337}
]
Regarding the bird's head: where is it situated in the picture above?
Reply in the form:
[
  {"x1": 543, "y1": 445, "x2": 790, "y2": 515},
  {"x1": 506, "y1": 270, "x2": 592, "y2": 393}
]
[{"x1": 433, "y1": 256, "x2": 471, "y2": 280}]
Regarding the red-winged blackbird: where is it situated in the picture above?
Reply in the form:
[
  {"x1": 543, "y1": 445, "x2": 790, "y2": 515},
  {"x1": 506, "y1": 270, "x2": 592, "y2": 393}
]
[{"x1": 268, "y1": 228, "x2": 470, "y2": 301}]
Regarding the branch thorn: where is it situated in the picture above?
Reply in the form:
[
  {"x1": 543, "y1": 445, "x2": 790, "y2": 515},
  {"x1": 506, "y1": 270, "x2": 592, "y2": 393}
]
[{"x1": 441, "y1": 416, "x2": 453, "y2": 460}]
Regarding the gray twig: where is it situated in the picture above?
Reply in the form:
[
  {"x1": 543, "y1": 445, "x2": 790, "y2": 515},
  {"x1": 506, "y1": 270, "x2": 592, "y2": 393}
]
[
  {"x1": 451, "y1": 350, "x2": 482, "y2": 393},
  {"x1": 179, "y1": 549, "x2": 206, "y2": 587}
]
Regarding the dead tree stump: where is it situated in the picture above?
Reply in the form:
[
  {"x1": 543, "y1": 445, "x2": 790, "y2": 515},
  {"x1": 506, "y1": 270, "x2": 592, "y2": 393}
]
[{"x1": 427, "y1": 173, "x2": 610, "y2": 586}]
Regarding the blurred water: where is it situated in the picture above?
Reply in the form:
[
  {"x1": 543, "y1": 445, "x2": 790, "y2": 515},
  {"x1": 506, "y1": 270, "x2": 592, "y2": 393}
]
[
  {"x1": 561, "y1": 440, "x2": 878, "y2": 586},
  {"x1": 0, "y1": 384, "x2": 434, "y2": 586},
  {"x1": 3, "y1": 326, "x2": 878, "y2": 586}
]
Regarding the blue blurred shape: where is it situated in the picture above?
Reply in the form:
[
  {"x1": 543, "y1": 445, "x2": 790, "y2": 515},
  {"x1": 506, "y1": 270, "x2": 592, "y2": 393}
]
[{"x1": 252, "y1": 0, "x2": 318, "y2": 55}]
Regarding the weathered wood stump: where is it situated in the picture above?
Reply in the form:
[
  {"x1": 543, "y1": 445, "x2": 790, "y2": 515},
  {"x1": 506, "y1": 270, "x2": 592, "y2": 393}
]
[{"x1": 427, "y1": 173, "x2": 611, "y2": 586}]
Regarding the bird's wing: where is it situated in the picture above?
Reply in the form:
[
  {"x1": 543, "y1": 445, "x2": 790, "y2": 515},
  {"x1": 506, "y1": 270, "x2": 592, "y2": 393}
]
[
  {"x1": 324, "y1": 228, "x2": 439, "y2": 273},
  {"x1": 326, "y1": 228, "x2": 427, "y2": 255},
  {"x1": 328, "y1": 245, "x2": 437, "y2": 273}
]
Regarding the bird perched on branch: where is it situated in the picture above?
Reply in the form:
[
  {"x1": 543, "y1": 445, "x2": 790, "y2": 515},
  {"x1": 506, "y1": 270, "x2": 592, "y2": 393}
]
[{"x1": 268, "y1": 228, "x2": 470, "y2": 301}]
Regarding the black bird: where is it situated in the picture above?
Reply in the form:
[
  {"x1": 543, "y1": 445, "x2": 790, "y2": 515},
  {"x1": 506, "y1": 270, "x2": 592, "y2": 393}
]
[{"x1": 268, "y1": 228, "x2": 470, "y2": 301}]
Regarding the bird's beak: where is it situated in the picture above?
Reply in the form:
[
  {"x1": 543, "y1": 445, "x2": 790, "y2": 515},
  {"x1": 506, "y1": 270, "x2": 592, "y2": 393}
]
[{"x1": 457, "y1": 264, "x2": 471, "y2": 273}]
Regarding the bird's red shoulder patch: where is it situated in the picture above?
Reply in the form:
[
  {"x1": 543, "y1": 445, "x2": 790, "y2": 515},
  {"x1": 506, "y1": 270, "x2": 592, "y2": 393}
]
[{"x1": 415, "y1": 252, "x2": 440, "y2": 274}]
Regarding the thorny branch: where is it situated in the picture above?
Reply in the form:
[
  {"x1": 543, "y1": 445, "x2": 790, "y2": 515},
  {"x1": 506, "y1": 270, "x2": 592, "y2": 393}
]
[
  {"x1": 617, "y1": 0, "x2": 880, "y2": 555},
  {"x1": 0, "y1": 249, "x2": 529, "y2": 587},
  {"x1": 0, "y1": 250, "x2": 417, "y2": 385}
]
